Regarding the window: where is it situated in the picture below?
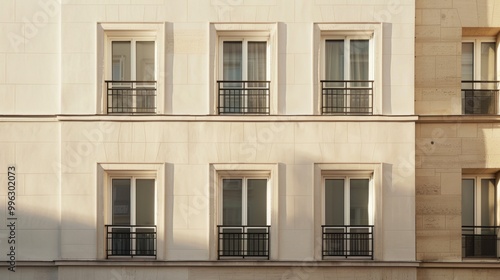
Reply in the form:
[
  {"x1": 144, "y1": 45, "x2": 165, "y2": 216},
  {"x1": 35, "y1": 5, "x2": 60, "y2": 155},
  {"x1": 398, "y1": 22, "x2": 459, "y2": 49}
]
[
  {"x1": 218, "y1": 176, "x2": 270, "y2": 259},
  {"x1": 321, "y1": 37, "x2": 373, "y2": 114},
  {"x1": 217, "y1": 37, "x2": 270, "y2": 115},
  {"x1": 461, "y1": 176, "x2": 498, "y2": 258},
  {"x1": 461, "y1": 38, "x2": 498, "y2": 114},
  {"x1": 322, "y1": 175, "x2": 374, "y2": 259},
  {"x1": 98, "y1": 24, "x2": 165, "y2": 115},
  {"x1": 106, "y1": 176, "x2": 157, "y2": 258}
]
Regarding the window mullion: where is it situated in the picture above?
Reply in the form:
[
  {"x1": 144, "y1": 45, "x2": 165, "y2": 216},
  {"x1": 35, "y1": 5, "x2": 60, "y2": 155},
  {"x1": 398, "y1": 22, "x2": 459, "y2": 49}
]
[
  {"x1": 130, "y1": 177, "x2": 137, "y2": 226},
  {"x1": 242, "y1": 40, "x2": 248, "y2": 81},
  {"x1": 345, "y1": 39, "x2": 351, "y2": 111}
]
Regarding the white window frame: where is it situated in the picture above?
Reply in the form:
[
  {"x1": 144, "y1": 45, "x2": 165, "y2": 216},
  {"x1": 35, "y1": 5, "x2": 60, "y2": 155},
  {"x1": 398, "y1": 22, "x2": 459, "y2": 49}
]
[
  {"x1": 210, "y1": 23, "x2": 279, "y2": 115},
  {"x1": 97, "y1": 163, "x2": 165, "y2": 260},
  {"x1": 314, "y1": 163, "x2": 382, "y2": 260},
  {"x1": 97, "y1": 23, "x2": 165, "y2": 114},
  {"x1": 107, "y1": 174, "x2": 157, "y2": 226},
  {"x1": 218, "y1": 175, "x2": 272, "y2": 226},
  {"x1": 210, "y1": 163, "x2": 279, "y2": 260},
  {"x1": 217, "y1": 36, "x2": 271, "y2": 84},
  {"x1": 320, "y1": 35, "x2": 374, "y2": 86},
  {"x1": 314, "y1": 23, "x2": 382, "y2": 115},
  {"x1": 321, "y1": 173, "x2": 374, "y2": 227},
  {"x1": 461, "y1": 175, "x2": 498, "y2": 228},
  {"x1": 462, "y1": 38, "x2": 497, "y2": 82}
]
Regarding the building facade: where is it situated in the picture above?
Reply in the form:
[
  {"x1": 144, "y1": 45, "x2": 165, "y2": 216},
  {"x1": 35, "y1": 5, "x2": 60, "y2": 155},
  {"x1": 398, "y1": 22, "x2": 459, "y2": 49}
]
[
  {"x1": 416, "y1": 0, "x2": 500, "y2": 279},
  {"x1": 6, "y1": 0, "x2": 498, "y2": 279}
]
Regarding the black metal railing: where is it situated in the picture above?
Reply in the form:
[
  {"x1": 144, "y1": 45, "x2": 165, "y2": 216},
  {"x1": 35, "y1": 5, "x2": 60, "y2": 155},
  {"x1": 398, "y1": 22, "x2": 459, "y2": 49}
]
[
  {"x1": 217, "y1": 81, "x2": 270, "y2": 115},
  {"x1": 217, "y1": 225, "x2": 270, "y2": 259},
  {"x1": 321, "y1": 80, "x2": 373, "y2": 115},
  {"x1": 462, "y1": 81, "x2": 499, "y2": 114},
  {"x1": 105, "y1": 225, "x2": 157, "y2": 258},
  {"x1": 322, "y1": 225, "x2": 374, "y2": 259},
  {"x1": 106, "y1": 81, "x2": 157, "y2": 114},
  {"x1": 462, "y1": 226, "x2": 499, "y2": 258}
]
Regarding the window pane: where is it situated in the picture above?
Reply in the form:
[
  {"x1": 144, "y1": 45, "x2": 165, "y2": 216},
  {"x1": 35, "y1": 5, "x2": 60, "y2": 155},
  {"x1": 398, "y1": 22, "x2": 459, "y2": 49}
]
[
  {"x1": 350, "y1": 179, "x2": 369, "y2": 226},
  {"x1": 136, "y1": 179, "x2": 155, "y2": 225},
  {"x1": 223, "y1": 179, "x2": 242, "y2": 225},
  {"x1": 325, "y1": 179, "x2": 344, "y2": 225},
  {"x1": 350, "y1": 40, "x2": 369, "y2": 82},
  {"x1": 461, "y1": 43, "x2": 474, "y2": 81},
  {"x1": 247, "y1": 179, "x2": 267, "y2": 226},
  {"x1": 223, "y1": 42, "x2": 243, "y2": 81},
  {"x1": 481, "y1": 42, "x2": 496, "y2": 81},
  {"x1": 325, "y1": 40, "x2": 344, "y2": 81},
  {"x1": 112, "y1": 42, "x2": 131, "y2": 81},
  {"x1": 247, "y1": 42, "x2": 267, "y2": 81},
  {"x1": 481, "y1": 179, "x2": 495, "y2": 227},
  {"x1": 462, "y1": 179, "x2": 475, "y2": 226},
  {"x1": 112, "y1": 179, "x2": 131, "y2": 225},
  {"x1": 136, "y1": 41, "x2": 155, "y2": 81}
]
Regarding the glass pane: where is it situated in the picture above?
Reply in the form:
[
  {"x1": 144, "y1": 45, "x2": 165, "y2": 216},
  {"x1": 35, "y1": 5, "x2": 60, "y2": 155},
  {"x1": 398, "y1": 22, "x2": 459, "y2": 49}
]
[
  {"x1": 462, "y1": 179, "x2": 475, "y2": 226},
  {"x1": 112, "y1": 179, "x2": 131, "y2": 225},
  {"x1": 350, "y1": 40, "x2": 369, "y2": 83},
  {"x1": 462, "y1": 43, "x2": 474, "y2": 82},
  {"x1": 136, "y1": 179, "x2": 155, "y2": 225},
  {"x1": 247, "y1": 42, "x2": 267, "y2": 81},
  {"x1": 325, "y1": 40, "x2": 344, "y2": 82},
  {"x1": 112, "y1": 41, "x2": 131, "y2": 81},
  {"x1": 481, "y1": 42, "x2": 496, "y2": 82},
  {"x1": 136, "y1": 41, "x2": 155, "y2": 81},
  {"x1": 223, "y1": 179, "x2": 242, "y2": 225},
  {"x1": 247, "y1": 179, "x2": 267, "y2": 226},
  {"x1": 325, "y1": 179, "x2": 344, "y2": 225},
  {"x1": 223, "y1": 41, "x2": 243, "y2": 81},
  {"x1": 350, "y1": 179, "x2": 369, "y2": 226},
  {"x1": 481, "y1": 179, "x2": 495, "y2": 227}
]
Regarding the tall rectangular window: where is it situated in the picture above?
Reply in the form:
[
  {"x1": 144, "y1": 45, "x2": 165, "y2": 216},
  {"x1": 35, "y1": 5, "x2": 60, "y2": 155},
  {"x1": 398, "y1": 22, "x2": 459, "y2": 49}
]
[
  {"x1": 218, "y1": 38, "x2": 270, "y2": 114},
  {"x1": 462, "y1": 177, "x2": 497, "y2": 258},
  {"x1": 322, "y1": 38, "x2": 373, "y2": 114},
  {"x1": 107, "y1": 38, "x2": 157, "y2": 114},
  {"x1": 323, "y1": 176, "x2": 373, "y2": 258},
  {"x1": 107, "y1": 177, "x2": 156, "y2": 258},
  {"x1": 218, "y1": 177, "x2": 270, "y2": 259},
  {"x1": 461, "y1": 39, "x2": 497, "y2": 114}
]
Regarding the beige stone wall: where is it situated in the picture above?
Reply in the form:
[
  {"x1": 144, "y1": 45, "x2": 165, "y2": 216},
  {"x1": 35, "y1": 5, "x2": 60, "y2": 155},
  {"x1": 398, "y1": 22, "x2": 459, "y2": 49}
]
[
  {"x1": 416, "y1": 121, "x2": 500, "y2": 261},
  {"x1": 418, "y1": 268, "x2": 500, "y2": 280},
  {"x1": 415, "y1": 0, "x2": 500, "y2": 262},
  {"x1": 415, "y1": 0, "x2": 500, "y2": 115}
]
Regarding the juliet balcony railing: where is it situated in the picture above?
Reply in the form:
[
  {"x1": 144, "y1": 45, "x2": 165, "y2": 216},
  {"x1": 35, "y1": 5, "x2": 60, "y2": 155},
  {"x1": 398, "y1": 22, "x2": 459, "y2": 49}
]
[
  {"x1": 322, "y1": 225, "x2": 374, "y2": 259},
  {"x1": 217, "y1": 81, "x2": 270, "y2": 115},
  {"x1": 321, "y1": 80, "x2": 373, "y2": 115},
  {"x1": 105, "y1": 225, "x2": 157, "y2": 258},
  {"x1": 462, "y1": 226, "x2": 500, "y2": 258},
  {"x1": 106, "y1": 81, "x2": 157, "y2": 114},
  {"x1": 462, "y1": 81, "x2": 499, "y2": 114},
  {"x1": 217, "y1": 225, "x2": 270, "y2": 259}
]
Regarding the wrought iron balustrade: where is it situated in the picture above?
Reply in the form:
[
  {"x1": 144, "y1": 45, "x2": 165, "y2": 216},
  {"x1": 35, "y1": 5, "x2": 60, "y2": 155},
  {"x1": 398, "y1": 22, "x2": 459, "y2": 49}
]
[
  {"x1": 105, "y1": 225, "x2": 157, "y2": 258},
  {"x1": 322, "y1": 225, "x2": 374, "y2": 259},
  {"x1": 217, "y1": 81, "x2": 270, "y2": 115},
  {"x1": 462, "y1": 81, "x2": 499, "y2": 114},
  {"x1": 462, "y1": 226, "x2": 499, "y2": 258},
  {"x1": 106, "y1": 81, "x2": 157, "y2": 114},
  {"x1": 321, "y1": 80, "x2": 373, "y2": 115},
  {"x1": 217, "y1": 225, "x2": 270, "y2": 259}
]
